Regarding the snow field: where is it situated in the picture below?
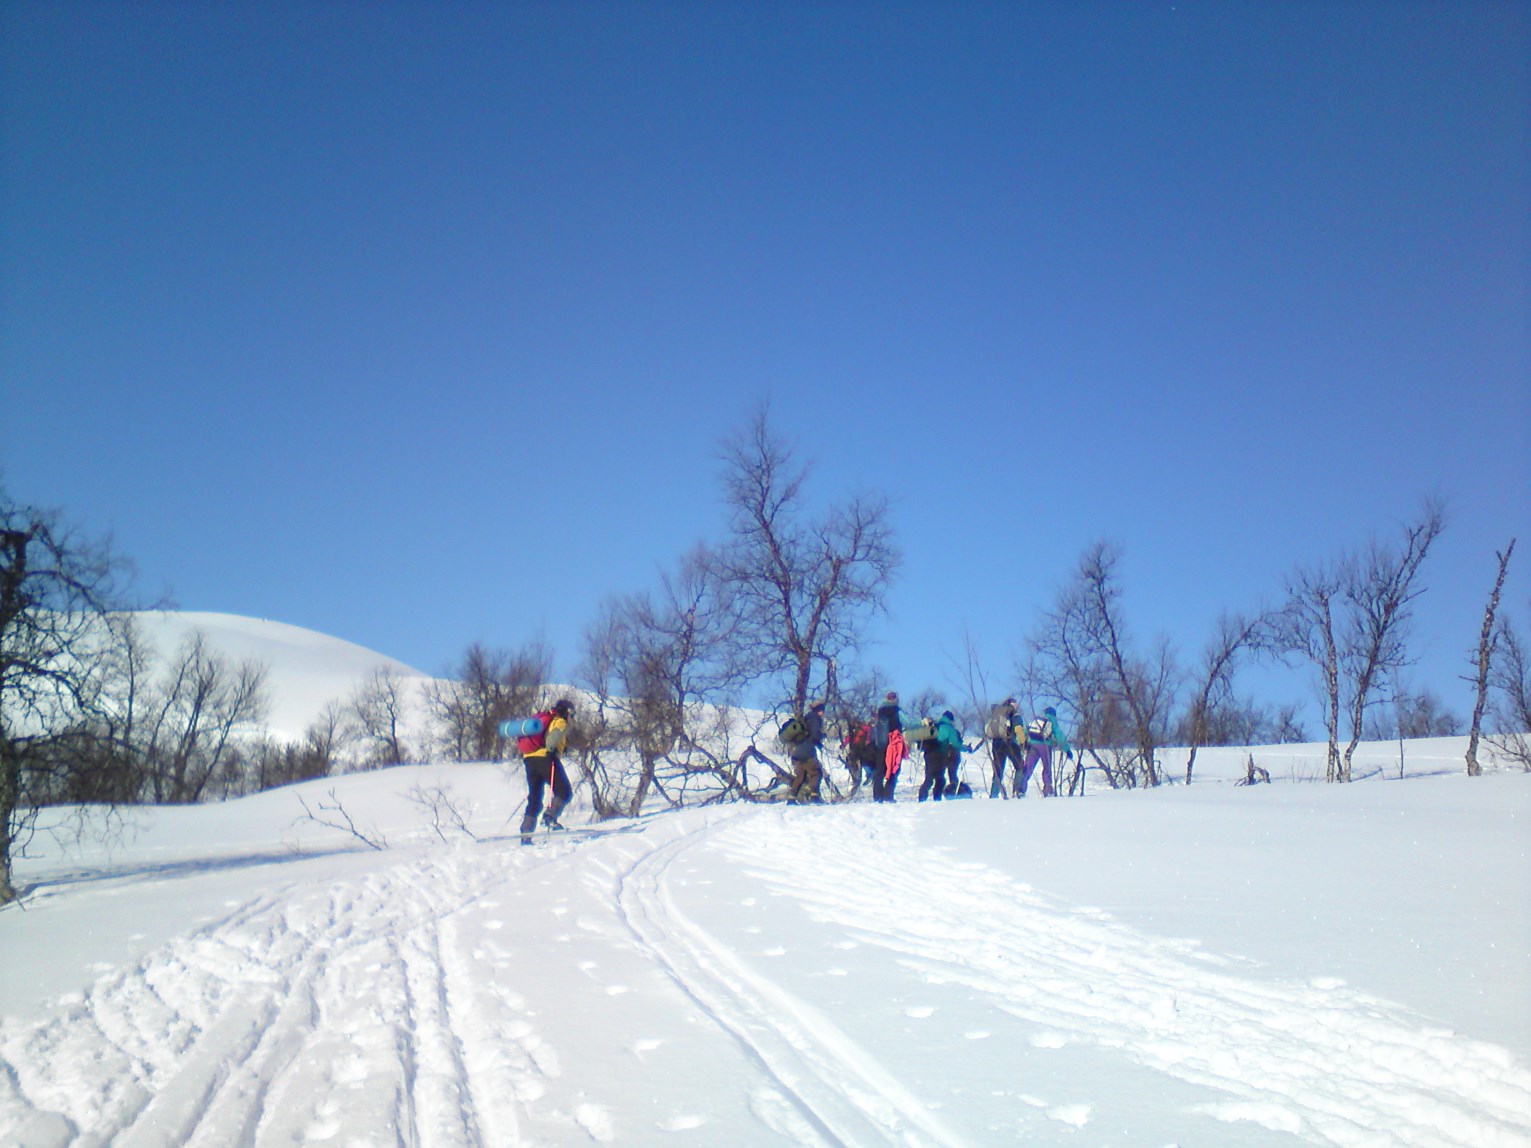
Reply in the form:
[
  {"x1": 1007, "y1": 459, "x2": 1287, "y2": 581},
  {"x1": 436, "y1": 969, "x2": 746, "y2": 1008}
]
[{"x1": 2, "y1": 771, "x2": 1529, "y2": 1146}]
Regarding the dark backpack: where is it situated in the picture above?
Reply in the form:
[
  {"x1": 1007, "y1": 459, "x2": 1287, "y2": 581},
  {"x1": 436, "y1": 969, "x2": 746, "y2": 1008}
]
[{"x1": 868, "y1": 714, "x2": 890, "y2": 751}]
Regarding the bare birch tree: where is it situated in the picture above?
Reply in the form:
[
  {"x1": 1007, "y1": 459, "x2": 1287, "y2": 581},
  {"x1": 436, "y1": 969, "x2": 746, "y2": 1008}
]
[
  {"x1": 1077, "y1": 544, "x2": 1175, "y2": 787},
  {"x1": 1337, "y1": 502, "x2": 1445, "y2": 780},
  {"x1": 1026, "y1": 543, "x2": 1176, "y2": 789},
  {"x1": 712, "y1": 406, "x2": 900, "y2": 715},
  {"x1": 254, "y1": 699, "x2": 347, "y2": 790},
  {"x1": 1282, "y1": 500, "x2": 1445, "y2": 781},
  {"x1": 425, "y1": 640, "x2": 550, "y2": 763},
  {"x1": 1182, "y1": 610, "x2": 1274, "y2": 784},
  {"x1": 1, "y1": 492, "x2": 134, "y2": 903},
  {"x1": 138, "y1": 631, "x2": 269, "y2": 802},
  {"x1": 1466, "y1": 540, "x2": 1515, "y2": 776},
  {"x1": 348, "y1": 665, "x2": 415, "y2": 768},
  {"x1": 578, "y1": 547, "x2": 758, "y2": 816},
  {"x1": 1281, "y1": 559, "x2": 1346, "y2": 781},
  {"x1": 1488, "y1": 604, "x2": 1531, "y2": 771}
]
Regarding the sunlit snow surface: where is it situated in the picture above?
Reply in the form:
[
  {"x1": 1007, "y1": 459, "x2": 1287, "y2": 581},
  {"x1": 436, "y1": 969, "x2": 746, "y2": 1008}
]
[{"x1": 2, "y1": 615, "x2": 1528, "y2": 1146}]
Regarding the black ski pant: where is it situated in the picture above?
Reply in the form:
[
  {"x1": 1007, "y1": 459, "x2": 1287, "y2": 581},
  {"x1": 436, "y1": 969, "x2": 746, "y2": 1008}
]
[
  {"x1": 872, "y1": 766, "x2": 899, "y2": 803},
  {"x1": 521, "y1": 753, "x2": 572, "y2": 833},
  {"x1": 989, "y1": 738, "x2": 1025, "y2": 798},
  {"x1": 918, "y1": 751, "x2": 947, "y2": 801}
]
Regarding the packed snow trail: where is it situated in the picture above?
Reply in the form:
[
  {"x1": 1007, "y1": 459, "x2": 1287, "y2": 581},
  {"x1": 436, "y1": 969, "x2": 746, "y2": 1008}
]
[
  {"x1": 698, "y1": 806, "x2": 1531, "y2": 1147},
  {"x1": 615, "y1": 816, "x2": 973, "y2": 1147},
  {"x1": 3, "y1": 801, "x2": 1530, "y2": 1146}
]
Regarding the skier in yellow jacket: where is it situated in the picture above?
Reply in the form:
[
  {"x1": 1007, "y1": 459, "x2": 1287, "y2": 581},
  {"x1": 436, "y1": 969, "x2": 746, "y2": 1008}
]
[{"x1": 520, "y1": 698, "x2": 574, "y2": 844}]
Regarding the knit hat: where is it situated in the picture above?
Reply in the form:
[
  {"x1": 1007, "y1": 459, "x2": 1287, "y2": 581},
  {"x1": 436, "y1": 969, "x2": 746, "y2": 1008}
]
[
  {"x1": 885, "y1": 691, "x2": 899, "y2": 702},
  {"x1": 1043, "y1": 706, "x2": 1057, "y2": 717}
]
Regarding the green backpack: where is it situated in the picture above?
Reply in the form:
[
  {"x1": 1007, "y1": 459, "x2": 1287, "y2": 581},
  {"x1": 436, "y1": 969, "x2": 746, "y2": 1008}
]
[{"x1": 778, "y1": 715, "x2": 809, "y2": 746}]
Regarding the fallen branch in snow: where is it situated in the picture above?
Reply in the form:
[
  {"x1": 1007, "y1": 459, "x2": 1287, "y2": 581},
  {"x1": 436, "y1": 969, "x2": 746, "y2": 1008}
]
[
  {"x1": 405, "y1": 783, "x2": 479, "y2": 843},
  {"x1": 293, "y1": 789, "x2": 388, "y2": 850},
  {"x1": 1237, "y1": 754, "x2": 1272, "y2": 786}
]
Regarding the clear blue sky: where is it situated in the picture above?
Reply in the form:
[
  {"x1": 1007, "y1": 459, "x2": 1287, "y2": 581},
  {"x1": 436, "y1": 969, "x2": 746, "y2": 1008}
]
[{"x1": 4, "y1": 2, "x2": 1528, "y2": 727}]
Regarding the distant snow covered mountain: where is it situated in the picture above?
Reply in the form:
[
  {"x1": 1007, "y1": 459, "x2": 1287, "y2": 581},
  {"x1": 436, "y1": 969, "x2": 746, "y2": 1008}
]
[{"x1": 128, "y1": 611, "x2": 432, "y2": 742}]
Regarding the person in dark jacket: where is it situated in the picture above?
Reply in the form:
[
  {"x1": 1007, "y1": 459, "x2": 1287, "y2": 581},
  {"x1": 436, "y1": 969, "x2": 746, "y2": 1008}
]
[
  {"x1": 986, "y1": 698, "x2": 1025, "y2": 798},
  {"x1": 520, "y1": 698, "x2": 574, "y2": 843},
  {"x1": 870, "y1": 691, "x2": 906, "y2": 803},
  {"x1": 916, "y1": 718, "x2": 946, "y2": 801},
  {"x1": 788, "y1": 701, "x2": 827, "y2": 804},
  {"x1": 842, "y1": 720, "x2": 877, "y2": 796}
]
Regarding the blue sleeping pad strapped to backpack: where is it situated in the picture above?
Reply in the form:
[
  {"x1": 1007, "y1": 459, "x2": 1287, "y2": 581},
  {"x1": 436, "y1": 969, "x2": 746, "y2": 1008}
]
[{"x1": 498, "y1": 716, "x2": 545, "y2": 740}]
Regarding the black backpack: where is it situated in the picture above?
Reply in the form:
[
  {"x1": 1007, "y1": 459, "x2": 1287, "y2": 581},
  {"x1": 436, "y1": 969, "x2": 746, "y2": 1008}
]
[{"x1": 868, "y1": 715, "x2": 890, "y2": 750}]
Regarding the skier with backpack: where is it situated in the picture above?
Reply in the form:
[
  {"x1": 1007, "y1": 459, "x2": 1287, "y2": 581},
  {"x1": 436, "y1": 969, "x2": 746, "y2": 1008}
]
[
  {"x1": 915, "y1": 716, "x2": 946, "y2": 802},
  {"x1": 936, "y1": 710, "x2": 965, "y2": 797},
  {"x1": 1019, "y1": 705, "x2": 1073, "y2": 798},
  {"x1": 519, "y1": 698, "x2": 575, "y2": 843},
  {"x1": 917, "y1": 710, "x2": 964, "y2": 801},
  {"x1": 843, "y1": 719, "x2": 878, "y2": 795},
  {"x1": 985, "y1": 698, "x2": 1025, "y2": 798},
  {"x1": 869, "y1": 691, "x2": 907, "y2": 803},
  {"x1": 787, "y1": 700, "x2": 827, "y2": 804}
]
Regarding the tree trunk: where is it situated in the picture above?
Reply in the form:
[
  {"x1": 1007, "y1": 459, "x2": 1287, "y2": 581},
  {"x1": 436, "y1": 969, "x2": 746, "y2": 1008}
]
[
  {"x1": 0, "y1": 755, "x2": 17, "y2": 904},
  {"x1": 1467, "y1": 540, "x2": 1515, "y2": 777}
]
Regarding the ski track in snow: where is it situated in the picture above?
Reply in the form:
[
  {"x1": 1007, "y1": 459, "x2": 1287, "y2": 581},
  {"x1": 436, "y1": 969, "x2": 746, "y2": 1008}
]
[
  {"x1": 1, "y1": 845, "x2": 568, "y2": 1147},
  {"x1": 614, "y1": 814, "x2": 973, "y2": 1148},
  {"x1": 2, "y1": 804, "x2": 1529, "y2": 1147},
  {"x1": 706, "y1": 806, "x2": 1531, "y2": 1148}
]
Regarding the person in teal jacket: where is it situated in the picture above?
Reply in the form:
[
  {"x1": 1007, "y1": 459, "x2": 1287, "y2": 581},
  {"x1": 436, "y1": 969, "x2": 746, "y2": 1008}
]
[
  {"x1": 935, "y1": 710, "x2": 964, "y2": 797},
  {"x1": 1019, "y1": 705, "x2": 1073, "y2": 797}
]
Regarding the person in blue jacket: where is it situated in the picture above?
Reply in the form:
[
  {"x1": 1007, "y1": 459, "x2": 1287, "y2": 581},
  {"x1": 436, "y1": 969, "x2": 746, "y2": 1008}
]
[{"x1": 1019, "y1": 706, "x2": 1073, "y2": 797}]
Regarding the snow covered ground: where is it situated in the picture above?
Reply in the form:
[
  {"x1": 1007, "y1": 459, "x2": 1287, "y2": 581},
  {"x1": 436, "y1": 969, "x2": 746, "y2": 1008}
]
[{"x1": 2, "y1": 616, "x2": 1529, "y2": 1146}]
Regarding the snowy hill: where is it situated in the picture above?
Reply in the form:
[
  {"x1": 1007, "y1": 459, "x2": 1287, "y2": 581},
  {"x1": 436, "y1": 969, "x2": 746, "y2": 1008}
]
[
  {"x1": 2, "y1": 614, "x2": 1529, "y2": 1145},
  {"x1": 128, "y1": 611, "x2": 432, "y2": 742}
]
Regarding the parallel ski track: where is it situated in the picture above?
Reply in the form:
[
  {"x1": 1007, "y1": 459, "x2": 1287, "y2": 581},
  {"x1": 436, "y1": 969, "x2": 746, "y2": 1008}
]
[
  {"x1": 0, "y1": 844, "x2": 558, "y2": 1147},
  {"x1": 613, "y1": 814, "x2": 972, "y2": 1148}
]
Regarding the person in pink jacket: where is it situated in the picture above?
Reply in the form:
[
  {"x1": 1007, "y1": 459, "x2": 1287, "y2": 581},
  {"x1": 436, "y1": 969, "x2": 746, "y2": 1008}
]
[{"x1": 870, "y1": 691, "x2": 907, "y2": 803}]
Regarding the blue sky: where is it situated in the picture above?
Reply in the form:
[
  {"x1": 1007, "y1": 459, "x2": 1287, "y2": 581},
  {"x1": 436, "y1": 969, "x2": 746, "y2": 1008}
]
[{"x1": 4, "y1": 2, "x2": 1528, "y2": 727}]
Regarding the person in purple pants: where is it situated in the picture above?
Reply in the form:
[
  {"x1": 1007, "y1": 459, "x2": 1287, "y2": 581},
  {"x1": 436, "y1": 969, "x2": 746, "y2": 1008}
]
[{"x1": 1019, "y1": 706, "x2": 1073, "y2": 797}]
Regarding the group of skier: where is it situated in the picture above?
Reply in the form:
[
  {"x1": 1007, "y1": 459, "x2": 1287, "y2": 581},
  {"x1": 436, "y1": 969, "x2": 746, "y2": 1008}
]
[
  {"x1": 787, "y1": 693, "x2": 1073, "y2": 805},
  {"x1": 512, "y1": 694, "x2": 1075, "y2": 840}
]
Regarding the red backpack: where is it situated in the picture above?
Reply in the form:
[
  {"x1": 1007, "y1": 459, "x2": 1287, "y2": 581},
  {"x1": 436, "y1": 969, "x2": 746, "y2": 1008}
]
[{"x1": 517, "y1": 709, "x2": 556, "y2": 756}]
